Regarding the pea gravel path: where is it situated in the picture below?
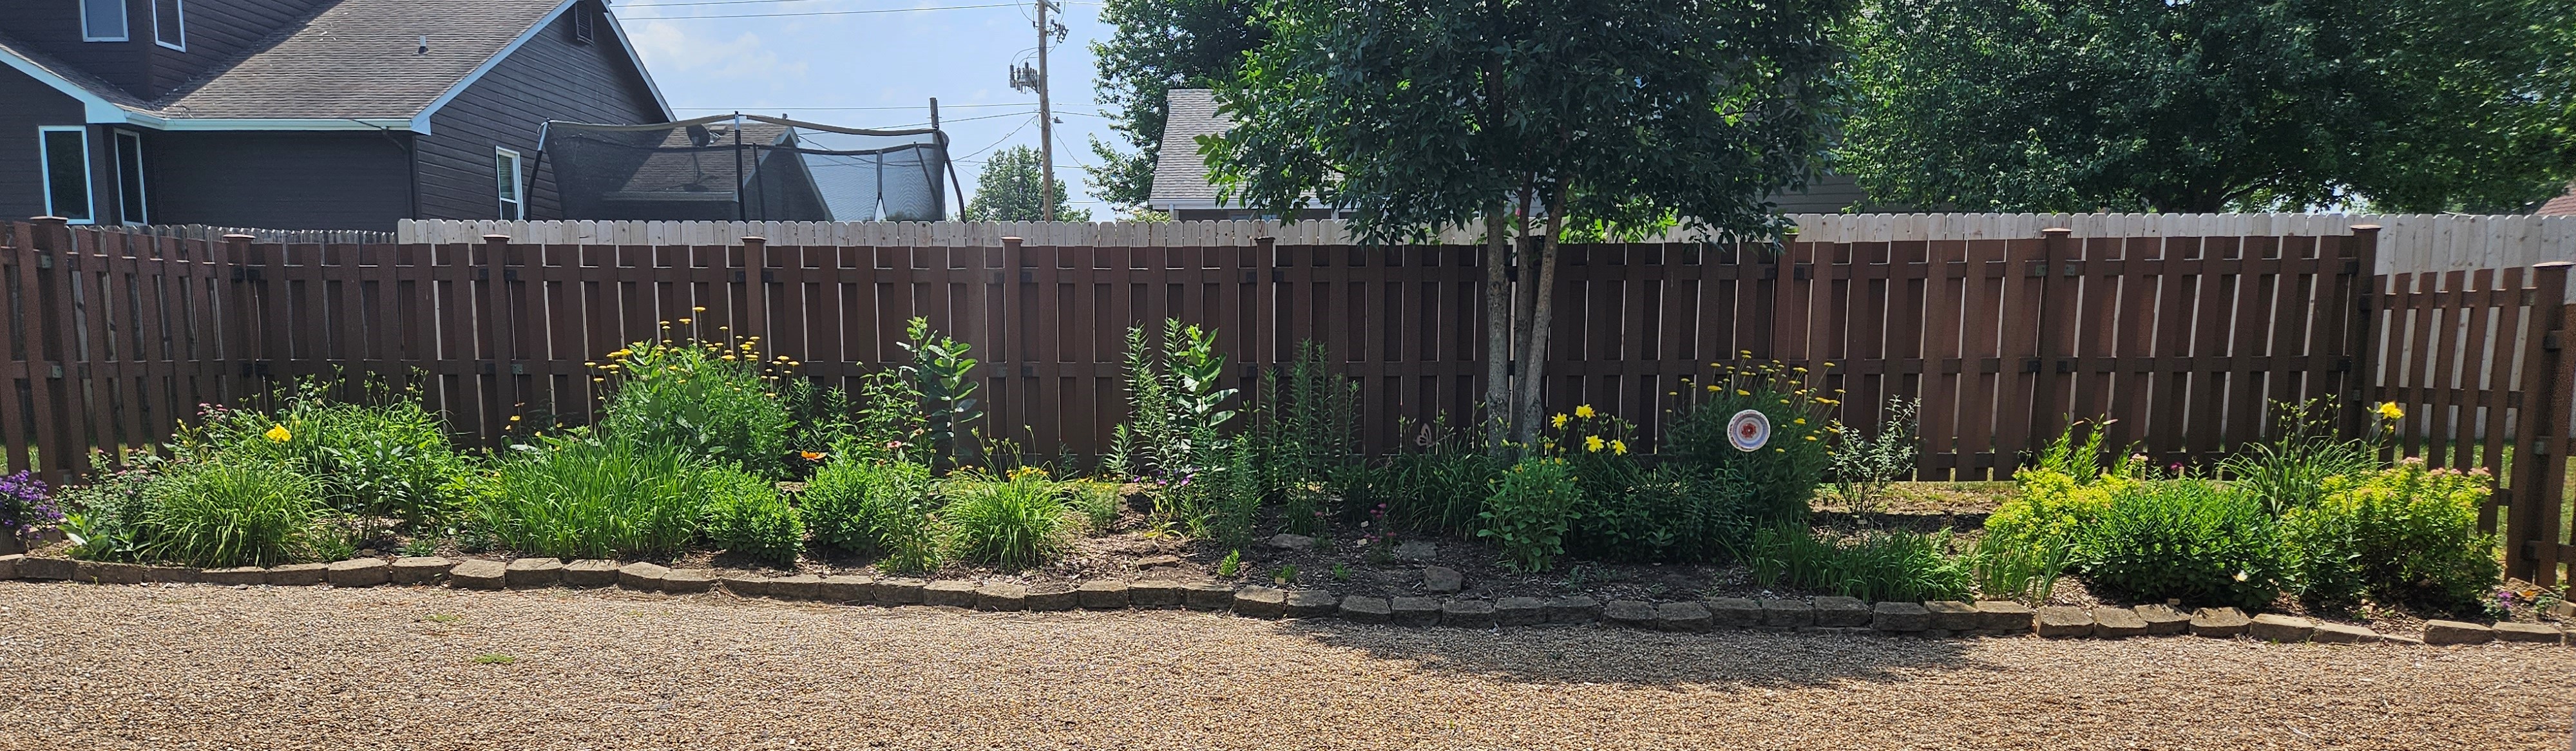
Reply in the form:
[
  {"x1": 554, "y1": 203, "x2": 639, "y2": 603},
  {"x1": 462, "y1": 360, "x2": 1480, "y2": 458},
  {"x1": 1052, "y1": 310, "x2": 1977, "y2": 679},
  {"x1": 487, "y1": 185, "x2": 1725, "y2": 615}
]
[{"x1": 1, "y1": 582, "x2": 2570, "y2": 750}]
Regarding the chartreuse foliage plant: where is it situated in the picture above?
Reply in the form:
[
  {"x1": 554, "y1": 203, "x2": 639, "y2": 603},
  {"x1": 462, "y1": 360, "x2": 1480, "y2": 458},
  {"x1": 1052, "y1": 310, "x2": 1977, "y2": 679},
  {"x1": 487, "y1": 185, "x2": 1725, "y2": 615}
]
[{"x1": 2282, "y1": 459, "x2": 2499, "y2": 614}]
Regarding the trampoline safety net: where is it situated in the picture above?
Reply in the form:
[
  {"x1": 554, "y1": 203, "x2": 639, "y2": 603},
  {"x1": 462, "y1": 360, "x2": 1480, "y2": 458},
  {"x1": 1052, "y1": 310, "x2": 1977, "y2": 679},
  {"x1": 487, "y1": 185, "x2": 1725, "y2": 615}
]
[{"x1": 540, "y1": 114, "x2": 952, "y2": 222}]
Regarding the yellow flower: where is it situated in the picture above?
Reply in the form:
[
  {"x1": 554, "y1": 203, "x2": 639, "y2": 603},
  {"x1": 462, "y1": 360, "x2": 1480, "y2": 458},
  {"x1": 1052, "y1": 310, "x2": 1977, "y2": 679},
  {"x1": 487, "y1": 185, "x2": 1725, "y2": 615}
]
[
  {"x1": 2377, "y1": 402, "x2": 2405, "y2": 420},
  {"x1": 787, "y1": 361, "x2": 801, "y2": 367},
  {"x1": 721, "y1": 355, "x2": 737, "y2": 361},
  {"x1": 1574, "y1": 404, "x2": 1596, "y2": 419},
  {"x1": 1821, "y1": 362, "x2": 1836, "y2": 368},
  {"x1": 799, "y1": 450, "x2": 826, "y2": 461},
  {"x1": 1793, "y1": 418, "x2": 1806, "y2": 425},
  {"x1": 1736, "y1": 389, "x2": 1750, "y2": 396},
  {"x1": 1585, "y1": 435, "x2": 1606, "y2": 452},
  {"x1": 1804, "y1": 435, "x2": 1817, "y2": 441},
  {"x1": 263, "y1": 424, "x2": 292, "y2": 442},
  {"x1": 692, "y1": 306, "x2": 708, "y2": 312},
  {"x1": 678, "y1": 318, "x2": 692, "y2": 325},
  {"x1": 1551, "y1": 414, "x2": 1569, "y2": 428},
  {"x1": 1609, "y1": 439, "x2": 1628, "y2": 455},
  {"x1": 1706, "y1": 385, "x2": 1721, "y2": 392}
]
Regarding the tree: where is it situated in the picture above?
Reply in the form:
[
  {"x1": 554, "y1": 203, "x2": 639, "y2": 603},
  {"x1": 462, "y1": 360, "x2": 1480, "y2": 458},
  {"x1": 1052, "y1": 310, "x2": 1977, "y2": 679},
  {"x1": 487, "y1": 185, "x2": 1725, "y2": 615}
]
[
  {"x1": 965, "y1": 146, "x2": 1094, "y2": 222},
  {"x1": 1840, "y1": 0, "x2": 2576, "y2": 213},
  {"x1": 1203, "y1": 0, "x2": 1847, "y2": 452},
  {"x1": 1086, "y1": 0, "x2": 1269, "y2": 209}
]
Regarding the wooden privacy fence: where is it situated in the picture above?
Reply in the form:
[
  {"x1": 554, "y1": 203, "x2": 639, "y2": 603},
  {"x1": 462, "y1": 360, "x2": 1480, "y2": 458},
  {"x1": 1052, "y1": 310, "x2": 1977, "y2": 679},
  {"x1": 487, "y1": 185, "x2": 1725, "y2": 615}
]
[{"x1": 8, "y1": 217, "x2": 2574, "y2": 583}]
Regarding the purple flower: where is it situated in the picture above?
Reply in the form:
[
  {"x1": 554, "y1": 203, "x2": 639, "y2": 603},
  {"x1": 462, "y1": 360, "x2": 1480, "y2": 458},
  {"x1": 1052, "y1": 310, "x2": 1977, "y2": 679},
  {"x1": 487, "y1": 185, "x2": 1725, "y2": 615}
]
[{"x1": 0, "y1": 471, "x2": 59, "y2": 540}]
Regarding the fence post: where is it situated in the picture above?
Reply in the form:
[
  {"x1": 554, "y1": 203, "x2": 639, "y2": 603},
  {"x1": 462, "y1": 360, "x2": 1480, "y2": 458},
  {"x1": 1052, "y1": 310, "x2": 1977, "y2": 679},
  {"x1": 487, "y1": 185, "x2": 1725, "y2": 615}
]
[
  {"x1": 2030, "y1": 227, "x2": 2074, "y2": 446},
  {"x1": 2340, "y1": 225, "x2": 2383, "y2": 441},
  {"x1": 23, "y1": 217, "x2": 77, "y2": 484},
  {"x1": 741, "y1": 235, "x2": 769, "y2": 347},
  {"x1": 480, "y1": 234, "x2": 515, "y2": 446},
  {"x1": 2508, "y1": 261, "x2": 2572, "y2": 584}
]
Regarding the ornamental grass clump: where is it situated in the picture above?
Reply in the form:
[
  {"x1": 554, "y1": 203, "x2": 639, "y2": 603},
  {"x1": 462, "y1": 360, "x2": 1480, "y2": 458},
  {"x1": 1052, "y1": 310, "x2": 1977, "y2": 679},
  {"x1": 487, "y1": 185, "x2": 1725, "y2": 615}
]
[
  {"x1": 942, "y1": 466, "x2": 1070, "y2": 568},
  {"x1": 142, "y1": 459, "x2": 327, "y2": 568},
  {"x1": 473, "y1": 437, "x2": 709, "y2": 560}
]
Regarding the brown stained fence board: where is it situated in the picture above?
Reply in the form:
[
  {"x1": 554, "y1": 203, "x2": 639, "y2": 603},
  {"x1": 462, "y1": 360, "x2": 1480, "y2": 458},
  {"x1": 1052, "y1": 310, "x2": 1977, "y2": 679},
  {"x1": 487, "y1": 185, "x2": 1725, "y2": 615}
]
[
  {"x1": 28, "y1": 222, "x2": 81, "y2": 482},
  {"x1": 2477, "y1": 269, "x2": 2524, "y2": 493},
  {"x1": 1994, "y1": 237, "x2": 2048, "y2": 474},
  {"x1": 2445, "y1": 269, "x2": 2494, "y2": 471},
  {"x1": 2423, "y1": 270, "x2": 2471, "y2": 470},
  {"x1": 2508, "y1": 265, "x2": 2572, "y2": 583},
  {"x1": 1914, "y1": 242, "x2": 1965, "y2": 478},
  {"x1": 2146, "y1": 238, "x2": 2197, "y2": 462},
  {"x1": 2398, "y1": 268, "x2": 2440, "y2": 459},
  {"x1": 2533, "y1": 302, "x2": 2576, "y2": 585},
  {"x1": 1846, "y1": 242, "x2": 1891, "y2": 435}
]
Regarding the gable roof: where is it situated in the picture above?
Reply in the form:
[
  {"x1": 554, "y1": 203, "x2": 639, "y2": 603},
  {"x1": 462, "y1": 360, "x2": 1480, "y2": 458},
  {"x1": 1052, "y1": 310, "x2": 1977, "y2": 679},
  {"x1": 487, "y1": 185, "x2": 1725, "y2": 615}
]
[
  {"x1": 0, "y1": 0, "x2": 668, "y2": 133},
  {"x1": 2541, "y1": 184, "x2": 2576, "y2": 216},
  {"x1": 1147, "y1": 88, "x2": 1230, "y2": 209}
]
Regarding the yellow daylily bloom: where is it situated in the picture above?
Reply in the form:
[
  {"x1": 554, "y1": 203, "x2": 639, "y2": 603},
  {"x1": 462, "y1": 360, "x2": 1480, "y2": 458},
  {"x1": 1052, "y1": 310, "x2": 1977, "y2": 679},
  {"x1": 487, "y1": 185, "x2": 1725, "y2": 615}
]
[
  {"x1": 2377, "y1": 402, "x2": 2405, "y2": 420},
  {"x1": 1574, "y1": 404, "x2": 1596, "y2": 419},
  {"x1": 1551, "y1": 414, "x2": 1570, "y2": 428},
  {"x1": 1585, "y1": 435, "x2": 1606, "y2": 452},
  {"x1": 263, "y1": 424, "x2": 292, "y2": 442},
  {"x1": 1609, "y1": 439, "x2": 1628, "y2": 455}
]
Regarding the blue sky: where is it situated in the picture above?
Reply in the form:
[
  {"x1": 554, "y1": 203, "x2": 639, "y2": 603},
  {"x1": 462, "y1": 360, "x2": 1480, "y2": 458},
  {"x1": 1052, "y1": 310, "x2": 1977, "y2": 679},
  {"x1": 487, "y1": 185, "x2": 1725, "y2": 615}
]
[{"x1": 611, "y1": 0, "x2": 1122, "y2": 220}]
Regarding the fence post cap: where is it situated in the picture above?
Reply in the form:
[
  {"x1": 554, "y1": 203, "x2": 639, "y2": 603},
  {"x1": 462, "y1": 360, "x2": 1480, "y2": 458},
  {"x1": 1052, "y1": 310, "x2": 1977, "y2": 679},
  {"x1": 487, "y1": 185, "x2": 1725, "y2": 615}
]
[
  {"x1": 740, "y1": 235, "x2": 766, "y2": 243},
  {"x1": 2349, "y1": 223, "x2": 2383, "y2": 232},
  {"x1": 2039, "y1": 227, "x2": 2073, "y2": 236},
  {"x1": 28, "y1": 216, "x2": 66, "y2": 225},
  {"x1": 1000, "y1": 236, "x2": 1024, "y2": 248},
  {"x1": 481, "y1": 233, "x2": 511, "y2": 243},
  {"x1": 2533, "y1": 261, "x2": 2575, "y2": 268},
  {"x1": 220, "y1": 233, "x2": 256, "y2": 242}
]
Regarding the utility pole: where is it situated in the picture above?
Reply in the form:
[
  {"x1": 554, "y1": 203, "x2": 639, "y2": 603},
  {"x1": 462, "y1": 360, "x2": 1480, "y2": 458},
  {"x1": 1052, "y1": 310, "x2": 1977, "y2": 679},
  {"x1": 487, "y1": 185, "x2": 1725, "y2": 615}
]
[{"x1": 1035, "y1": 0, "x2": 1058, "y2": 222}]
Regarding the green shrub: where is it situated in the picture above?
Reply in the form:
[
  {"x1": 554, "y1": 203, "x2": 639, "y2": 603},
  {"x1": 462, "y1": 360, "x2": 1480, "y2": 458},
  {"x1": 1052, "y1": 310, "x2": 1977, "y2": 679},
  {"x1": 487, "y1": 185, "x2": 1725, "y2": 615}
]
[
  {"x1": 1344, "y1": 418, "x2": 1505, "y2": 536},
  {"x1": 473, "y1": 438, "x2": 708, "y2": 560},
  {"x1": 59, "y1": 456, "x2": 164, "y2": 562},
  {"x1": 2076, "y1": 479, "x2": 2287, "y2": 610},
  {"x1": 942, "y1": 468, "x2": 1070, "y2": 567},
  {"x1": 1666, "y1": 360, "x2": 1836, "y2": 522},
  {"x1": 1564, "y1": 464, "x2": 1753, "y2": 564},
  {"x1": 2283, "y1": 459, "x2": 2500, "y2": 614},
  {"x1": 703, "y1": 468, "x2": 804, "y2": 566},
  {"x1": 898, "y1": 317, "x2": 985, "y2": 468},
  {"x1": 1067, "y1": 480, "x2": 1124, "y2": 533},
  {"x1": 1478, "y1": 458, "x2": 1581, "y2": 573},
  {"x1": 596, "y1": 336, "x2": 794, "y2": 478},
  {"x1": 1829, "y1": 396, "x2": 1920, "y2": 516},
  {"x1": 803, "y1": 453, "x2": 934, "y2": 552},
  {"x1": 1736, "y1": 524, "x2": 1972, "y2": 602},
  {"x1": 184, "y1": 380, "x2": 470, "y2": 533},
  {"x1": 2221, "y1": 399, "x2": 2381, "y2": 512},
  {"x1": 142, "y1": 459, "x2": 327, "y2": 567},
  {"x1": 1984, "y1": 422, "x2": 2139, "y2": 554}
]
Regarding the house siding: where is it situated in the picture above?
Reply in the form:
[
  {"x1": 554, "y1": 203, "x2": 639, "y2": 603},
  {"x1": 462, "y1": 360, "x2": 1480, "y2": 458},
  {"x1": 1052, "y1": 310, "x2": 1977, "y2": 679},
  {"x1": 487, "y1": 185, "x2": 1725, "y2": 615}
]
[
  {"x1": 414, "y1": 2, "x2": 664, "y2": 221},
  {"x1": 146, "y1": 129, "x2": 414, "y2": 230},
  {"x1": 0, "y1": 66, "x2": 93, "y2": 222},
  {"x1": 7, "y1": 0, "x2": 149, "y2": 95}
]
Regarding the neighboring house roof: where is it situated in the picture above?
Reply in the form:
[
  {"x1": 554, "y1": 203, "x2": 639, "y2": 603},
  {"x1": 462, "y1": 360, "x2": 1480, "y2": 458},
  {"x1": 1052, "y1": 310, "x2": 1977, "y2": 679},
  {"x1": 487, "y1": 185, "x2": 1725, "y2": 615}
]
[
  {"x1": 0, "y1": 0, "x2": 668, "y2": 133},
  {"x1": 2540, "y1": 184, "x2": 2576, "y2": 216},
  {"x1": 1147, "y1": 88, "x2": 1230, "y2": 209}
]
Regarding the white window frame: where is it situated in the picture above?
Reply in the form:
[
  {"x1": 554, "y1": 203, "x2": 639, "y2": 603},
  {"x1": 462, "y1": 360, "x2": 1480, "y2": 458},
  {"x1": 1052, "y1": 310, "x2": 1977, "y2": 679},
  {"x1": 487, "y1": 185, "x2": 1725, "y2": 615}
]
[
  {"x1": 153, "y1": 0, "x2": 187, "y2": 51},
  {"x1": 112, "y1": 129, "x2": 148, "y2": 225},
  {"x1": 38, "y1": 126, "x2": 95, "y2": 225},
  {"x1": 81, "y1": 0, "x2": 129, "y2": 42},
  {"x1": 495, "y1": 147, "x2": 525, "y2": 220}
]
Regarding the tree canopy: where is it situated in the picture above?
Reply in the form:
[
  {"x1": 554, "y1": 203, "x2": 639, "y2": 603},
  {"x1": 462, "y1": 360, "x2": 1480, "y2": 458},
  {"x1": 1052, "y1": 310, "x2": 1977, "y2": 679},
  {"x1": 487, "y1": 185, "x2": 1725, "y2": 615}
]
[
  {"x1": 1084, "y1": 0, "x2": 1268, "y2": 211},
  {"x1": 965, "y1": 146, "x2": 1094, "y2": 222},
  {"x1": 1840, "y1": 0, "x2": 2576, "y2": 213},
  {"x1": 1201, "y1": 0, "x2": 1849, "y2": 448}
]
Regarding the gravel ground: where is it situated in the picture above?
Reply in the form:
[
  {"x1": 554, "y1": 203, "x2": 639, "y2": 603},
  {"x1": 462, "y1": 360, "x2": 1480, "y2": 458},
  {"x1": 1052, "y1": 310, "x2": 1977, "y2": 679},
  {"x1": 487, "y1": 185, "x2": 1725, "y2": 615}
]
[{"x1": 1, "y1": 581, "x2": 2571, "y2": 750}]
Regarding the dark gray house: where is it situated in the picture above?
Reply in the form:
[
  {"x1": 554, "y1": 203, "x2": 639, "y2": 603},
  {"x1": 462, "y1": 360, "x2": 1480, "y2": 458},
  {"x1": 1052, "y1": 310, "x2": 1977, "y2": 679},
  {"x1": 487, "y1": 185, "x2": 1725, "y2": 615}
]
[{"x1": 0, "y1": 0, "x2": 671, "y2": 231}]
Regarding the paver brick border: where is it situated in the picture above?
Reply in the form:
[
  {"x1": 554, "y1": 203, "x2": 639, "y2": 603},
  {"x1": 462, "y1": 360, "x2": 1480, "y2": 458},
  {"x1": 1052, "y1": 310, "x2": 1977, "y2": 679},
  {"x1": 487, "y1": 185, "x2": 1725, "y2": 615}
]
[{"x1": 0, "y1": 553, "x2": 2545, "y2": 650}]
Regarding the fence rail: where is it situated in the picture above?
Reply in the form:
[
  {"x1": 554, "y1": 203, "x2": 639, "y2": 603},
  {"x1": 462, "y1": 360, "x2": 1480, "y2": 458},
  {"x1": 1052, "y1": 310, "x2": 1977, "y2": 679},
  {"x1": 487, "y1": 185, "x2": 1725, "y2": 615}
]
[{"x1": 11, "y1": 218, "x2": 2575, "y2": 584}]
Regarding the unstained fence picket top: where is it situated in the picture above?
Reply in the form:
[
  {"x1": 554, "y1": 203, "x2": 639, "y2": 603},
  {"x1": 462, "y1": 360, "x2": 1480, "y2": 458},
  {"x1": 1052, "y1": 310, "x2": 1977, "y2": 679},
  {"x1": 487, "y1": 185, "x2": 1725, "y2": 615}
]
[{"x1": 8, "y1": 216, "x2": 2575, "y2": 585}]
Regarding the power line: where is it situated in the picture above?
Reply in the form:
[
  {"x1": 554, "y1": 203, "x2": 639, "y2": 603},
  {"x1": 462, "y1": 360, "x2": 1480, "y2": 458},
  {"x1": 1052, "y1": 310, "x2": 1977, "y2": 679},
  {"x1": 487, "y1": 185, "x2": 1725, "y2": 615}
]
[
  {"x1": 956, "y1": 114, "x2": 1041, "y2": 162},
  {"x1": 620, "y1": 2, "x2": 1020, "y2": 19},
  {"x1": 671, "y1": 102, "x2": 1087, "y2": 111}
]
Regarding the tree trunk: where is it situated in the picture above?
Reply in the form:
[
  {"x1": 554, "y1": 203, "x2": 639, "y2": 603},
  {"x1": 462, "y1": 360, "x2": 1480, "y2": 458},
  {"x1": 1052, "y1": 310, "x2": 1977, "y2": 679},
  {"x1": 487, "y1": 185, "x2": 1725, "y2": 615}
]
[
  {"x1": 1482, "y1": 205, "x2": 1513, "y2": 453},
  {"x1": 1510, "y1": 200, "x2": 1566, "y2": 448}
]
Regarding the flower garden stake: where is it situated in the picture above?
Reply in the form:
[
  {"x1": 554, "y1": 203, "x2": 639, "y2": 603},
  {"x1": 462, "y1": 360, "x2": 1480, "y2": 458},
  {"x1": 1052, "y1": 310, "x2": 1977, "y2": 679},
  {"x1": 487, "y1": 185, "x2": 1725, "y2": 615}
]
[{"x1": 1728, "y1": 410, "x2": 1772, "y2": 452}]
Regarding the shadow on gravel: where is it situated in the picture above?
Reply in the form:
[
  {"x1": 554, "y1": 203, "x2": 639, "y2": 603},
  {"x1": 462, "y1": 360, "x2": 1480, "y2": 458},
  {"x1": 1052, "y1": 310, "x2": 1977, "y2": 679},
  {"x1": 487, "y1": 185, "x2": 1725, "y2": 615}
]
[{"x1": 1268, "y1": 620, "x2": 1991, "y2": 689}]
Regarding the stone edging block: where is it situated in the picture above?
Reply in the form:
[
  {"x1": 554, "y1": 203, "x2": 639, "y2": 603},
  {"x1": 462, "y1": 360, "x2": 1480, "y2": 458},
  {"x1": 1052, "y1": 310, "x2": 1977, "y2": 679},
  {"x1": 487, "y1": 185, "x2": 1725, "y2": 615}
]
[{"x1": 325, "y1": 558, "x2": 389, "y2": 587}]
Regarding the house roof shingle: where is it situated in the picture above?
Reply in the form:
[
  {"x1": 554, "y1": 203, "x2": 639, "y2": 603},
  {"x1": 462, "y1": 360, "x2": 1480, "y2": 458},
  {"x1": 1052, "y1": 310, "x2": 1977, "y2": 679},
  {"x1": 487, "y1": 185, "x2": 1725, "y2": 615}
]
[
  {"x1": 2540, "y1": 184, "x2": 2576, "y2": 216},
  {"x1": 1, "y1": 0, "x2": 580, "y2": 122},
  {"x1": 1147, "y1": 88, "x2": 1227, "y2": 207}
]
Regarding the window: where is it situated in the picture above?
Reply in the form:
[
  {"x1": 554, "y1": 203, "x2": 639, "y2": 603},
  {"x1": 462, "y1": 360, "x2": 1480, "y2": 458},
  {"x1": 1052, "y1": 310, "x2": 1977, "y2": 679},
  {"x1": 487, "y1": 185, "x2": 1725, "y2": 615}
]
[
  {"x1": 495, "y1": 147, "x2": 524, "y2": 219},
  {"x1": 153, "y1": 0, "x2": 186, "y2": 50},
  {"x1": 39, "y1": 128, "x2": 93, "y2": 223},
  {"x1": 569, "y1": 2, "x2": 595, "y2": 44},
  {"x1": 113, "y1": 130, "x2": 147, "y2": 225},
  {"x1": 81, "y1": 0, "x2": 128, "y2": 41}
]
